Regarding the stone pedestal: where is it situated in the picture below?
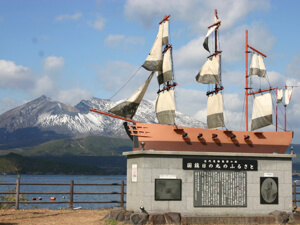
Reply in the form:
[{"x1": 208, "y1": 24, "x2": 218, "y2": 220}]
[{"x1": 123, "y1": 150, "x2": 294, "y2": 215}]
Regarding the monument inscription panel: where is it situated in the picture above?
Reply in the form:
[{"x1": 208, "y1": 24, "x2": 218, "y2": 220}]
[{"x1": 194, "y1": 171, "x2": 247, "y2": 207}]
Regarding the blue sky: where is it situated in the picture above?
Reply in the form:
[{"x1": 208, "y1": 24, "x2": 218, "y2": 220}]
[{"x1": 0, "y1": 0, "x2": 300, "y2": 143}]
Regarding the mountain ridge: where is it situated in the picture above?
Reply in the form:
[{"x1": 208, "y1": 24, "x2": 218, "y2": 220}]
[{"x1": 0, "y1": 95, "x2": 206, "y2": 149}]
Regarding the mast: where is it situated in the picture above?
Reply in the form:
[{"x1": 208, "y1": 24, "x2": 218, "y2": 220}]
[
  {"x1": 197, "y1": 9, "x2": 224, "y2": 129},
  {"x1": 214, "y1": 9, "x2": 218, "y2": 92},
  {"x1": 284, "y1": 84, "x2": 287, "y2": 131},
  {"x1": 206, "y1": 9, "x2": 223, "y2": 96},
  {"x1": 155, "y1": 15, "x2": 177, "y2": 125},
  {"x1": 245, "y1": 30, "x2": 249, "y2": 131},
  {"x1": 276, "y1": 87, "x2": 278, "y2": 131},
  {"x1": 245, "y1": 30, "x2": 269, "y2": 131}
]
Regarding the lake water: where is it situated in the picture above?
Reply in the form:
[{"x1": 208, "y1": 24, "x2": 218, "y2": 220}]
[
  {"x1": 1, "y1": 174, "x2": 299, "y2": 210},
  {"x1": 0, "y1": 174, "x2": 126, "y2": 209}
]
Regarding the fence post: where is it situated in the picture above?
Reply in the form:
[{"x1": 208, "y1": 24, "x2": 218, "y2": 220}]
[
  {"x1": 69, "y1": 180, "x2": 74, "y2": 209},
  {"x1": 120, "y1": 181, "x2": 124, "y2": 207},
  {"x1": 293, "y1": 182, "x2": 297, "y2": 206},
  {"x1": 15, "y1": 179, "x2": 20, "y2": 210}
]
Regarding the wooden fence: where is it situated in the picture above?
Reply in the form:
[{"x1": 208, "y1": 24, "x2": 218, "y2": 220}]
[
  {"x1": 293, "y1": 181, "x2": 300, "y2": 208},
  {"x1": 0, "y1": 179, "x2": 126, "y2": 209}
]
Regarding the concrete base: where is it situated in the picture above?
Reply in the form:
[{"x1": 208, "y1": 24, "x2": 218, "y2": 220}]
[{"x1": 123, "y1": 150, "x2": 295, "y2": 215}]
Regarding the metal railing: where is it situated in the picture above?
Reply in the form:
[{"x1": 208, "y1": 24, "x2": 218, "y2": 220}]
[{"x1": 0, "y1": 179, "x2": 126, "y2": 209}]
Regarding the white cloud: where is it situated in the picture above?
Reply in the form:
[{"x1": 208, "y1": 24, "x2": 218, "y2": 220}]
[
  {"x1": 105, "y1": 34, "x2": 125, "y2": 47},
  {"x1": 194, "y1": 109, "x2": 207, "y2": 124},
  {"x1": 95, "y1": 61, "x2": 159, "y2": 101},
  {"x1": 223, "y1": 22, "x2": 275, "y2": 63},
  {"x1": 88, "y1": 15, "x2": 105, "y2": 31},
  {"x1": 124, "y1": 0, "x2": 271, "y2": 31},
  {"x1": 43, "y1": 56, "x2": 65, "y2": 72},
  {"x1": 124, "y1": 36, "x2": 146, "y2": 47},
  {"x1": 31, "y1": 75, "x2": 55, "y2": 97},
  {"x1": 0, "y1": 60, "x2": 35, "y2": 89},
  {"x1": 173, "y1": 68, "x2": 199, "y2": 87},
  {"x1": 0, "y1": 98, "x2": 25, "y2": 113},
  {"x1": 286, "y1": 55, "x2": 300, "y2": 77},
  {"x1": 223, "y1": 93, "x2": 244, "y2": 113},
  {"x1": 55, "y1": 12, "x2": 83, "y2": 21},
  {"x1": 174, "y1": 22, "x2": 275, "y2": 74},
  {"x1": 282, "y1": 82, "x2": 300, "y2": 137},
  {"x1": 31, "y1": 77, "x2": 93, "y2": 107},
  {"x1": 56, "y1": 87, "x2": 93, "y2": 106},
  {"x1": 104, "y1": 34, "x2": 145, "y2": 49},
  {"x1": 202, "y1": 0, "x2": 270, "y2": 30},
  {"x1": 173, "y1": 36, "x2": 206, "y2": 69},
  {"x1": 0, "y1": 57, "x2": 95, "y2": 110},
  {"x1": 175, "y1": 87, "x2": 207, "y2": 117},
  {"x1": 96, "y1": 0, "x2": 103, "y2": 9},
  {"x1": 97, "y1": 61, "x2": 145, "y2": 92}
]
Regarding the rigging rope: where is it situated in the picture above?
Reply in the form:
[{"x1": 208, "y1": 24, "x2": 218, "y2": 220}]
[{"x1": 109, "y1": 66, "x2": 142, "y2": 100}]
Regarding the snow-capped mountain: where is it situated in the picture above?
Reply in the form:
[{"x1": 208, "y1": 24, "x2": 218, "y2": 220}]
[{"x1": 0, "y1": 95, "x2": 206, "y2": 140}]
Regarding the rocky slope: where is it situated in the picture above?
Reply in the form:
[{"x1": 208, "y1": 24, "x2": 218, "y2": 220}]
[{"x1": 0, "y1": 95, "x2": 206, "y2": 148}]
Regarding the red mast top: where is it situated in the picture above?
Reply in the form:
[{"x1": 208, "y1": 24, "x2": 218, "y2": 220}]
[{"x1": 159, "y1": 15, "x2": 170, "y2": 24}]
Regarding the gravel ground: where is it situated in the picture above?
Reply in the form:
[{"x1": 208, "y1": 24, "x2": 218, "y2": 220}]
[{"x1": 0, "y1": 208, "x2": 116, "y2": 225}]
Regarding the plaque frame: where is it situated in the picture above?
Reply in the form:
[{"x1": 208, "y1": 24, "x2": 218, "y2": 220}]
[
  {"x1": 155, "y1": 179, "x2": 182, "y2": 201},
  {"x1": 260, "y1": 177, "x2": 278, "y2": 204}
]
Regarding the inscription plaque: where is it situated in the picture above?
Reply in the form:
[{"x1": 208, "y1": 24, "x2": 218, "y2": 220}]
[
  {"x1": 194, "y1": 171, "x2": 247, "y2": 207},
  {"x1": 184, "y1": 157, "x2": 257, "y2": 171}
]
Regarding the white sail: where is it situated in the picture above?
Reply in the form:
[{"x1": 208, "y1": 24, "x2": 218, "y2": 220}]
[
  {"x1": 276, "y1": 89, "x2": 283, "y2": 103},
  {"x1": 207, "y1": 93, "x2": 224, "y2": 129},
  {"x1": 156, "y1": 48, "x2": 173, "y2": 85},
  {"x1": 251, "y1": 93, "x2": 272, "y2": 131},
  {"x1": 196, "y1": 54, "x2": 220, "y2": 84},
  {"x1": 109, "y1": 72, "x2": 154, "y2": 119},
  {"x1": 155, "y1": 89, "x2": 175, "y2": 125},
  {"x1": 162, "y1": 20, "x2": 169, "y2": 46},
  {"x1": 142, "y1": 24, "x2": 163, "y2": 71},
  {"x1": 203, "y1": 14, "x2": 220, "y2": 52},
  {"x1": 249, "y1": 53, "x2": 266, "y2": 77},
  {"x1": 285, "y1": 88, "x2": 293, "y2": 105}
]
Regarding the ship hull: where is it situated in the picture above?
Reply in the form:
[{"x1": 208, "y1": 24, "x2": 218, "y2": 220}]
[{"x1": 126, "y1": 122, "x2": 293, "y2": 154}]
